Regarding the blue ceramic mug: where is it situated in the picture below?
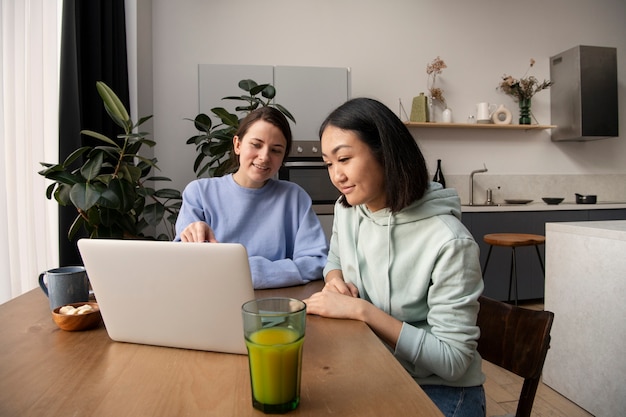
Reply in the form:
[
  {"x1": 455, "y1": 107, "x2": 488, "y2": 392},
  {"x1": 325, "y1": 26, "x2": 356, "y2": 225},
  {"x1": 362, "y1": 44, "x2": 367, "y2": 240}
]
[{"x1": 38, "y1": 266, "x2": 90, "y2": 310}]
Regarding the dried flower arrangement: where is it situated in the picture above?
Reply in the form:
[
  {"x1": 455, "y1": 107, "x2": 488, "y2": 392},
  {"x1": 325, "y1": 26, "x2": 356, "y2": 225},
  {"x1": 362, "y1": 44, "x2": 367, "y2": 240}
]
[
  {"x1": 426, "y1": 56, "x2": 447, "y2": 107},
  {"x1": 498, "y1": 58, "x2": 553, "y2": 101}
]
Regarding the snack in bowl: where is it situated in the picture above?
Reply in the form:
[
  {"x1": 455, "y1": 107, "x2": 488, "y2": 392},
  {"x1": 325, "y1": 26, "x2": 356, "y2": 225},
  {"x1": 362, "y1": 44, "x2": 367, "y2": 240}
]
[{"x1": 52, "y1": 302, "x2": 101, "y2": 331}]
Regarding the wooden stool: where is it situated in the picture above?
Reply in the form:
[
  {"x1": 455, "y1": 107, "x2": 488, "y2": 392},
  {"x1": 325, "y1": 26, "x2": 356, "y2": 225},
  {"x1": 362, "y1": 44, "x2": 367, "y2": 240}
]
[{"x1": 482, "y1": 233, "x2": 546, "y2": 305}]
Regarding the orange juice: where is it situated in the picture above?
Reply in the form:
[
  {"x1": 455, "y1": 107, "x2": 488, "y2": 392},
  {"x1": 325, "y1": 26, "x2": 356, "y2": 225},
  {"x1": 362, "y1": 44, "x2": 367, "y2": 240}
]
[{"x1": 246, "y1": 327, "x2": 304, "y2": 412}]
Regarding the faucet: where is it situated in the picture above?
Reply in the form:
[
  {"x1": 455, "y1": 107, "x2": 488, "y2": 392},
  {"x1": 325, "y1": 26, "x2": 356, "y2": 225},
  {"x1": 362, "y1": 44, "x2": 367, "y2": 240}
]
[{"x1": 469, "y1": 163, "x2": 488, "y2": 205}]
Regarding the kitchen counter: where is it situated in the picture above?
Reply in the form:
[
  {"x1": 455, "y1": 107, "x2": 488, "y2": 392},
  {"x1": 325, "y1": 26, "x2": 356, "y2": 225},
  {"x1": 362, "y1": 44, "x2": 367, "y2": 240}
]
[
  {"x1": 461, "y1": 205, "x2": 626, "y2": 301},
  {"x1": 461, "y1": 202, "x2": 626, "y2": 212},
  {"x1": 542, "y1": 220, "x2": 626, "y2": 417}
]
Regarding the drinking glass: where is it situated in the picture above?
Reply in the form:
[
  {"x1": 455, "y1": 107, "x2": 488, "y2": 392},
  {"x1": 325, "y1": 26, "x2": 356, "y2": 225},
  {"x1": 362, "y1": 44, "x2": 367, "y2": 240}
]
[{"x1": 242, "y1": 297, "x2": 306, "y2": 413}]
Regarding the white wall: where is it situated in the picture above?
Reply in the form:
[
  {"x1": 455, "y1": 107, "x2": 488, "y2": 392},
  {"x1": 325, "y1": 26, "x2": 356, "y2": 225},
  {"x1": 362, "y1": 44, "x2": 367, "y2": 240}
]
[{"x1": 142, "y1": 0, "x2": 626, "y2": 194}]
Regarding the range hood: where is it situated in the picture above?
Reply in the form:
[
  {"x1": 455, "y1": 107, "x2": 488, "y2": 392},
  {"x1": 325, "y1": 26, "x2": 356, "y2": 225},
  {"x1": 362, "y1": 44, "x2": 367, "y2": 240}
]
[{"x1": 550, "y1": 45, "x2": 618, "y2": 142}]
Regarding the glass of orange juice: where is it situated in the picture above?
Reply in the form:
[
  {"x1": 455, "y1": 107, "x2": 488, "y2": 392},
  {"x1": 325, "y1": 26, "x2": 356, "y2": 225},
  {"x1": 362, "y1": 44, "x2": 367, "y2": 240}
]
[{"x1": 242, "y1": 297, "x2": 306, "y2": 413}]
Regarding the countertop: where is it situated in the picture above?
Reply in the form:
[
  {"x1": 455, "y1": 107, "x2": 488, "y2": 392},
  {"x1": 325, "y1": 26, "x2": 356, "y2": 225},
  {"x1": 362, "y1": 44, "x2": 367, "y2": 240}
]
[
  {"x1": 545, "y1": 219, "x2": 626, "y2": 240},
  {"x1": 461, "y1": 201, "x2": 626, "y2": 213}
]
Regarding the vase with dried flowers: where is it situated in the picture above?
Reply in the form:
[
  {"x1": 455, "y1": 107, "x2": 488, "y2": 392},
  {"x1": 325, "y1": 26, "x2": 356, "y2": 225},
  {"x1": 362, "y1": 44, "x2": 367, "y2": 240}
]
[
  {"x1": 497, "y1": 58, "x2": 553, "y2": 125},
  {"x1": 426, "y1": 56, "x2": 447, "y2": 122}
]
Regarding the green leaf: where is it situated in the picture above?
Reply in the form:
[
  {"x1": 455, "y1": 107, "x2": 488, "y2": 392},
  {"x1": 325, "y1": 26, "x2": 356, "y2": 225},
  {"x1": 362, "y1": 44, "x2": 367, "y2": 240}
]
[
  {"x1": 145, "y1": 176, "x2": 172, "y2": 182},
  {"x1": 97, "y1": 179, "x2": 123, "y2": 209},
  {"x1": 119, "y1": 164, "x2": 142, "y2": 183},
  {"x1": 249, "y1": 83, "x2": 270, "y2": 96},
  {"x1": 137, "y1": 186, "x2": 155, "y2": 197},
  {"x1": 154, "y1": 188, "x2": 182, "y2": 199},
  {"x1": 193, "y1": 153, "x2": 206, "y2": 173},
  {"x1": 96, "y1": 81, "x2": 130, "y2": 123},
  {"x1": 134, "y1": 115, "x2": 154, "y2": 129},
  {"x1": 39, "y1": 168, "x2": 81, "y2": 185},
  {"x1": 118, "y1": 179, "x2": 138, "y2": 212},
  {"x1": 211, "y1": 108, "x2": 239, "y2": 126},
  {"x1": 261, "y1": 85, "x2": 276, "y2": 99},
  {"x1": 238, "y1": 79, "x2": 258, "y2": 92},
  {"x1": 80, "y1": 151, "x2": 104, "y2": 181},
  {"x1": 53, "y1": 184, "x2": 73, "y2": 206},
  {"x1": 129, "y1": 154, "x2": 159, "y2": 171},
  {"x1": 193, "y1": 113, "x2": 212, "y2": 132},
  {"x1": 93, "y1": 145, "x2": 123, "y2": 160},
  {"x1": 63, "y1": 146, "x2": 92, "y2": 166},
  {"x1": 81, "y1": 130, "x2": 120, "y2": 147},
  {"x1": 274, "y1": 104, "x2": 296, "y2": 123},
  {"x1": 221, "y1": 95, "x2": 251, "y2": 102},
  {"x1": 143, "y1": 202, "x2": 165, "y2": 227},
  {"x1": 69, "y1": 183, "x2": 102, "y2": 211},
  {"x1": 68, "y1": 214, "x2": 85, "y2": 240},
  {"x1": 45, "y1": 183, "x2": 56, "y2": 199},
  {"x1": 197, "y1": 162, "x2": 211, "y2": 177}
]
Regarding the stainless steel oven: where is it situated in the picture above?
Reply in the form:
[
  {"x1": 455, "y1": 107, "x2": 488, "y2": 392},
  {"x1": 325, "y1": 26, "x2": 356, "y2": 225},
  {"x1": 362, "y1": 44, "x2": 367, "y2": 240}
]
[{"x1": 279, "y1": 141, "x2": 340, "y2": 215}]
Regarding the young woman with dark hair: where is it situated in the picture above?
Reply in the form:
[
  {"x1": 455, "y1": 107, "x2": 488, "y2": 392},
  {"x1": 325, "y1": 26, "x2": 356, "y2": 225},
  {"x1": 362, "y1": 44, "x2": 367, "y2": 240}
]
[
  {"x1": 175, "y1": 107, "x2": 328, "y2": 289},
  {"x1": 306, "y1": 98, "x2": 486, "y2": 417}
]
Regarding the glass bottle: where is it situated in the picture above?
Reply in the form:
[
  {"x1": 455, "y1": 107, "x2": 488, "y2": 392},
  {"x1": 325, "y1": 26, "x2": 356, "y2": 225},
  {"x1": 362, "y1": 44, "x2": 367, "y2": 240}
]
[{"x1": 433, "y1": 159, "x2": 446, "y2": 188}]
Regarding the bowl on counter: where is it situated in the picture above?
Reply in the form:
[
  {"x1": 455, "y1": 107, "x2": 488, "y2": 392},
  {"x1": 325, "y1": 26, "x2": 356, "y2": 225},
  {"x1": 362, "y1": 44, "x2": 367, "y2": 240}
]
[
  {"x1": 51, "y1": 302, "x2": 102, "y2": 331},
  {"x1": 542, "y1": 197, "x2": 564, "y2": 205},
  {"x1": 575, "y1": 194, "x2": 597, "y2": 204}
]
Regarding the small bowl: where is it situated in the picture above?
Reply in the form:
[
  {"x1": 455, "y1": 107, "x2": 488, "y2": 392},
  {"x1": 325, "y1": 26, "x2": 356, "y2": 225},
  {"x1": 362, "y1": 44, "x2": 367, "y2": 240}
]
[
  {"x1": 542, "y1": 197, "x2": 564, "y2": 205},
  {"x1": 52, "y1": 302, "x2": 102, "y2": 331}
]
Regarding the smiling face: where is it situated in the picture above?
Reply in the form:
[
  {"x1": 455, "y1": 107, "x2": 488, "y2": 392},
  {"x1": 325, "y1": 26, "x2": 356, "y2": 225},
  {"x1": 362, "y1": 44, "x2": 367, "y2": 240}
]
[
  {"x1": 321, "y1": 125, "x2": 387, "y2": 212},
  {"x1": 232, "y1": 120, "x2": 287, "y2": 189}
]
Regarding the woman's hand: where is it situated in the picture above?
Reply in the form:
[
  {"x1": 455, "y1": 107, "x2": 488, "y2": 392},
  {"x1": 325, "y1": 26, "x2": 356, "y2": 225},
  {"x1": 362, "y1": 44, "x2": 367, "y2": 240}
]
[
  {"x1": 180, "y1": 221, "x2": 219, "y2": 243},
  {"x1": 305, "y1": 271, "x2": 403, "y2": 349},
  {"x1": 323, "y1": 270, "x2": 359, "y2": 297},
  {"x1": 304, "y1": 290, "x2": 364, "y2": 320}
]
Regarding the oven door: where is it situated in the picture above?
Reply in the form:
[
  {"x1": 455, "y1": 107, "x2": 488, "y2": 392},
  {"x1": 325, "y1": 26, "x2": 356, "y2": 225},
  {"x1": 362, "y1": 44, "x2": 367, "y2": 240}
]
[{"x1": 279, "y1": 161, "x2": 340, "y2": 212}]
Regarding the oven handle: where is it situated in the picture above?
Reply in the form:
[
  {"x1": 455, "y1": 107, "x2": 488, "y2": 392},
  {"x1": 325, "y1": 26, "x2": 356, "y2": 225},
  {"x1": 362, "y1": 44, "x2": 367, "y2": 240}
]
[{"x1": 283, "y1": 161, "x2": 327, "y2": 167}]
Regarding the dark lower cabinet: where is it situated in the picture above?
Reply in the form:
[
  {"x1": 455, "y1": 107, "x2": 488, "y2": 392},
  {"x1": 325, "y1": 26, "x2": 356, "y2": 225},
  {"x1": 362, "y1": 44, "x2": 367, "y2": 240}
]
[{"x1": 461, "y1": 209, "x2": 626, "y2": 301}]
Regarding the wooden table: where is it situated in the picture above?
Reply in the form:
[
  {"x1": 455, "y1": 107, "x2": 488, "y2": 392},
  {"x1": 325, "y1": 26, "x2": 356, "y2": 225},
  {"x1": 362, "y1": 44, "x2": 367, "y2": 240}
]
[{"x1": 0, "y1": 281, "x2": 443, "y2": 417}]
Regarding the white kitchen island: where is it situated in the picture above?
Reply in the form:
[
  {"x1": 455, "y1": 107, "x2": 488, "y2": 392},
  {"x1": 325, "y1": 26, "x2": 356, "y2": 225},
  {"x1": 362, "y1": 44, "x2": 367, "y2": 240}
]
[{"x1": 543, "y1": 220, "x2": 626, "y2": 417}]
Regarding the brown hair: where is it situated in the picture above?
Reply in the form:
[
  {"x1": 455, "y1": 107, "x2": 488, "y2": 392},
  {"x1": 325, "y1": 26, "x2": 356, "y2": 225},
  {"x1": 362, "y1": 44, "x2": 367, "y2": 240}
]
[{"x1": 224, "y1": 107, "x2": 293, "y2": 173}]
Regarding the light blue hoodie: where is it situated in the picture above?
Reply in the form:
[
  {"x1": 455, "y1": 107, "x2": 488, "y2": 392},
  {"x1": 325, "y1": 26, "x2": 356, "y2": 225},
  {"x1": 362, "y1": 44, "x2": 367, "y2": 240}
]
[{"x1": 324, "y1": 182, "x2": 485, "y2": 387}]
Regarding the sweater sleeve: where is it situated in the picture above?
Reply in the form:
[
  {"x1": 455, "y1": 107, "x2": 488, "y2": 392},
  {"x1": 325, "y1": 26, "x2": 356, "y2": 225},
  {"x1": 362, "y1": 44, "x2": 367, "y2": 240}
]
[
  {"x1": 394, "y1": 237, "x2": 483, "y2": 383},
  {"x1": 173, "y1": 180, "x2": 207, "y2": 241},
  {"x1": 250, "y1": 193, "x2": 328, "y2": 289}
]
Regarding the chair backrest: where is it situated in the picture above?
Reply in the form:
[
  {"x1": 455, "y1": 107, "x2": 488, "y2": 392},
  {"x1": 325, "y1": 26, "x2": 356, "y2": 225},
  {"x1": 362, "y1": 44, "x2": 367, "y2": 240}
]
[{"x1": 476, "y1": 296, "x2": 554, "y2": 417}]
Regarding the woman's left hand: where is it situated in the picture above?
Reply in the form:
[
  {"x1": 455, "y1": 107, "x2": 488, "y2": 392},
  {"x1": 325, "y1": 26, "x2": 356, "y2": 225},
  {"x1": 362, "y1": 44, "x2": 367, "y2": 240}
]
[
  {"x1": 303, "y1": 290, "x2": 363, "y2": 320},
  {"x1": 305, "y1": 288, "x2": 403, "y2": 349}
]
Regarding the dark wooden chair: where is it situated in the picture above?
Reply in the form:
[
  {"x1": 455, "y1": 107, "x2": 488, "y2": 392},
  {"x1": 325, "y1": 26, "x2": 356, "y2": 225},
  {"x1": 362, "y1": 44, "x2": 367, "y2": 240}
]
[{"x1": 476, "y1": 296, "x2": 554, "y2": 417}]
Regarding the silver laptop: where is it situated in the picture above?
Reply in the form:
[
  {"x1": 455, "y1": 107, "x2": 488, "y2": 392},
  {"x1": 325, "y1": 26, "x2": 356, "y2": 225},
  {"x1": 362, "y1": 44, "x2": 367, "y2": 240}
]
[{"x1": 77, "y1": 239, "x2": 255, "y2": 354}]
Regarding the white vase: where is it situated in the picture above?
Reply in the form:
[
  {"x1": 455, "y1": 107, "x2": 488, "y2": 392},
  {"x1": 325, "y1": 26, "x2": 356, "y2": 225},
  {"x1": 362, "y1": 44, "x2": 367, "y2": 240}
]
[
  {"x1": 491, "y1": 104, "x2": 512, "y2": 125},
  {"x1": 442, "y1": 108, "x2": 452, "y2": 123},
  {"x1": 427, "y1": 97, "x2": 435, "y2": 122}
]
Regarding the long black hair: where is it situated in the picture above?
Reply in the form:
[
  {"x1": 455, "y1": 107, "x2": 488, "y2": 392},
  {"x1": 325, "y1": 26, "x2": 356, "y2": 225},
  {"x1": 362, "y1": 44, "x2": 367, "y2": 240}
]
[{"x1": 319, "y1": 98, "x2": 429, "y2": 212}]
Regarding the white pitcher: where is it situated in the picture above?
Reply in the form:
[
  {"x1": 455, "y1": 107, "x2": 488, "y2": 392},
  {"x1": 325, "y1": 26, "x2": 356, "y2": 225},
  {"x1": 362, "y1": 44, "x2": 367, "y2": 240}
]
[{"x1": 476, "y1": 102, "x2": 497, "y2": 123}]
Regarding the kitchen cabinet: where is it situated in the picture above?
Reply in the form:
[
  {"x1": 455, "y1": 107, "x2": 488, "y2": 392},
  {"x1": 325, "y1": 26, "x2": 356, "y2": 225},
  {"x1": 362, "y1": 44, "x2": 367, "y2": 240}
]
[
  {"x1": 461, "y1": 208, "x2": 626, "y2": 301},
  {"x1": 198, "y1": 64, "x2": 350, "y2": 141},
  {"x1": 543, "y1": 221, "x2": 626, "y2": 417}
]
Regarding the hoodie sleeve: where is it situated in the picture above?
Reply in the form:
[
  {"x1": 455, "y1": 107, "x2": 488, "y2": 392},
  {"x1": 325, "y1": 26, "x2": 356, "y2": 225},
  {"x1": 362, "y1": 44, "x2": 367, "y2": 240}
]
[{"x1": 394, "y1": 237, "x2": 483, "y2": 383}]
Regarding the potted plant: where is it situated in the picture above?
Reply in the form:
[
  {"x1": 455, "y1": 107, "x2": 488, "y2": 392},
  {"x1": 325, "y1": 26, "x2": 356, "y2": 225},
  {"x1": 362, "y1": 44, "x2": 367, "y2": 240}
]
[
  {"x1": 39, "y1": 81, "x2": 181, "y2": 240},
  {"x1": 186, "y1": 79, "x2": 295, "y2": 177}
]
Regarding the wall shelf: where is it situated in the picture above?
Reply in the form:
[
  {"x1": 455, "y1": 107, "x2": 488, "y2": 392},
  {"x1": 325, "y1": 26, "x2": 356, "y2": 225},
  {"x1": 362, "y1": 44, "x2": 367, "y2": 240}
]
[{"x1": 405, "y1": 122, "x2": 556, "y2": 130}]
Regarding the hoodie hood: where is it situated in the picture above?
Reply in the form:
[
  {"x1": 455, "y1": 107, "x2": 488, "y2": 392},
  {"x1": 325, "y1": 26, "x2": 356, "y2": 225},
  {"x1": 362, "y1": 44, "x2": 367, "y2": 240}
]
[{"x1": 356, "y1": 182, "x2": 462, "y2": 225}]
